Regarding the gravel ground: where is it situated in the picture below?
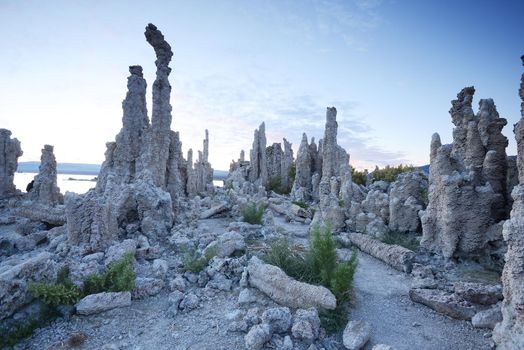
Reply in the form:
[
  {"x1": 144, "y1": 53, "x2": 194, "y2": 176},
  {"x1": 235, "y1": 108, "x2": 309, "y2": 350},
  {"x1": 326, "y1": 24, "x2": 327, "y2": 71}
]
[{"x1": 14, "y1": 216, "x2": 493, "y2": 350}]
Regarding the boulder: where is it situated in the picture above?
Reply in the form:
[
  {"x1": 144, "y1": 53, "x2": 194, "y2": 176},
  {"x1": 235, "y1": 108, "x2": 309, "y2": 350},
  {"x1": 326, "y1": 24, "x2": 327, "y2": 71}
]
[
  {"x1": 472, "y1": 305, "x2": 502, "y2": 329},
  {"x1": 343, "y1": 320, "x2": 372, "y2": 350},
  {"x1": 75, "y1": 292, "x2": 131, "y2": 315},
  {"x1": 409, "y1": 288, "x2": 478, "y2": 320},
  {"x1": 346, "y1": 232, "x2": 414, "y2": 273},
  {"x1": 245, "y1": 323, "x2": 271, "y2": 350},
  {"x1": 247, "y1": 256, "x2": 336, "y2": 310}
]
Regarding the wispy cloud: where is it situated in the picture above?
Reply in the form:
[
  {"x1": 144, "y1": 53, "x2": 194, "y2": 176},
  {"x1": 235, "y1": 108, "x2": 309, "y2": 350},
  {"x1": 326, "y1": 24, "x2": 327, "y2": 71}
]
[{"x1": 172, "y1": 73, "x2": 407, "y2": 170}]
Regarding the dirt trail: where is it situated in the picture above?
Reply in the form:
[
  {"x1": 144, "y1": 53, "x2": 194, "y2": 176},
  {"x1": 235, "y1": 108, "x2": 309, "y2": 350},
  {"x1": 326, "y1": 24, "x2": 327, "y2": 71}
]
[{"x1": 350, "y1": 251, "x2": 491, "y2": 350}]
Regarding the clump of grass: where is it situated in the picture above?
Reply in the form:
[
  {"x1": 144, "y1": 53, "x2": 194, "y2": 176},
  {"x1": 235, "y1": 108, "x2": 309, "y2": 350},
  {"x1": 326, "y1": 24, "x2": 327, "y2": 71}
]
[
  {"x1": 83, "y1": 253, "x2": 135, "y2": 295},
  {"x1": 181, "y1": 245, "x2": 217, "y2": 273},
  {"x1": 380, "y1": 231, "x2": 420, "y2": 252},
  {"x1": 242, "y1": 202, "x2": 265, "y2": 225},
  {"x1": 67, "y1": 332, "x2": 86, "y2": 347},
  {"x1": 262, "y1": 224, "x2": 358, "y2": 333}
]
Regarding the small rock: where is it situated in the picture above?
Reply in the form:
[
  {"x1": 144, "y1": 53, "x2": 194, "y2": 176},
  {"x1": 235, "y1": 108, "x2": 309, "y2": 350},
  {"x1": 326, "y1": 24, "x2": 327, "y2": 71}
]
[
  {"x1": 261, "y1": 307, "x2": 292, "y2": 333},
  {"x1": 342, "y1": 320, "x2": 372, "y2": 350},
  {"x1": 238, "y1": 288, "x2": 257, "y2": 305},
  {"x1": 104, "y1": 239, "x2": 137, "y2": 265},
  {"x1": 244, "y1": 307, "x2": 261, "y2": 328},
  {"x1": 169, "y1": 275, "x2": 187, "y2": 292},
  {"x1": 168, "y1": 291, "x2": 184, "y2": 308},
  {"x1": 245, "y1": 323, "x2": 272, "y2": 350},
  {"x1": 279, "y1": 335, "x2": 293, "y2": 350},
  {"x1": 152, "y1": 259, "x2": 168, "y2": 279},
  {"x1": 132, "y1": 277, "x2": 164, "y2": 299},
  {"x1": 291, "y1": 308, "x2": 320, "y2": 343},
  {"x1": 472, "y1": 305, "x2": 502, "y2": 329},
  {"x1": 372, "y1": 345, "x2": 395, "y2": 350},
  {"x1": 179, "y1": 292, "x2": 199, "y2": 311}
]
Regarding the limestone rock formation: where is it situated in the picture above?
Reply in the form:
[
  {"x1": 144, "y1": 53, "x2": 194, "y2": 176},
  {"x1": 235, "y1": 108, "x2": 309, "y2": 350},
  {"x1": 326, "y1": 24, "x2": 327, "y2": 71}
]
[
  {"x1": 290, "y1": 134, "x2": 313, "y2": 201},
  {"x1": 247, "y1": 256, "x2": 336, "y2": 310},
  {"x1": 65, "y1": 24, "x2": 187, "y2": 252},
  {"x1": 0, "y1": 129, "x2": 23, "y2": 199},
  {"x1": 249, "y1": 123, "x2": 268, "y2": 187},
  {"x1": 420, "y1": 86, "x2": 509, "y2": 262},
  {"x1": 493, "y1": 55, "x2": 524, "y2": 350},
  {"x1": 388, "y1": 171, "x2": 428, "y2": 233},
  {"x1": 314, "y1": 107, "x2": 352, "y2": 231},
  {"x1": 192, "y1": 130, "x2": 214, "y2": 196},
  {"x1": 29, "y1": 145, "x2": 62, "y2": 205}
]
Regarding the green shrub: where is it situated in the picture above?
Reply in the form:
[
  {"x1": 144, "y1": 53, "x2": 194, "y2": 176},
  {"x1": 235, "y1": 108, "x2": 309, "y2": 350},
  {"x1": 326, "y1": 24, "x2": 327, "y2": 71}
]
[
  {"x1": 242, "y1": 202, "x2": 265, "y2": 225},
  {"x1": 309, "y1": 224, "x2": 337, "y2": 287},
  {"x1": 351, "y1": 167, "x2": 367, "y2": 186},
  {"x1": 181, "y1": 245, "x2": 217, "y2": 273},
  {"x1": 83, "y1": 253, "x2": 135, "y2": 295},
  {"x1": 28, "y1": 266, "x2": 80, "y2": 307},
  {"x1": 28, "y1": 282, "x2": 81, "y2": 307},
  {"x1": 371, "y1": 164, "x2": 415, "y2": 183},
  {"x1": 380, "y1": 231, "x2": 420, "y2": 252},
  {"x1": 262, "y1": 224, "x2": 358, "y2": 333}
]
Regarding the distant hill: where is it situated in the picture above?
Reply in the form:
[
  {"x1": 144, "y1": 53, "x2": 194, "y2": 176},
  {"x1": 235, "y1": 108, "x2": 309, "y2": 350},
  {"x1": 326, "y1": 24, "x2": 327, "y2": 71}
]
[
  {"x1": 17, "y1": 162, "x2": 231, "y2": 179},
  {"x1": 18, "y1": 162, "x2": 101, "y2": 175}
]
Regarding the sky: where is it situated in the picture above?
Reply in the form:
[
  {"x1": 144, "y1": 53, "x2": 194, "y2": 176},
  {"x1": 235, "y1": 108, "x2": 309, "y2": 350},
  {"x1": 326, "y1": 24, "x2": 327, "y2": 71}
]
[{"x1": 1, "y1": 0, "x2": 523, "y2": 171}]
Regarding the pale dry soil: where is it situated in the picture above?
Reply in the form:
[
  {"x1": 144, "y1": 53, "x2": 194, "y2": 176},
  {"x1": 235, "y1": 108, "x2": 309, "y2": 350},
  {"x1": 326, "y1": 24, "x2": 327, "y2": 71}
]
[{"x1": 16, "y1": 217, "x2": 491, "y2": 350}]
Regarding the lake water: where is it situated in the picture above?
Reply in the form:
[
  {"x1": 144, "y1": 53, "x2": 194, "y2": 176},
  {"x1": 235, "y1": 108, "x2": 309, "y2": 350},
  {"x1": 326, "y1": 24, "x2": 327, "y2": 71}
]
[
  {"x1": 14, "y1": 173, "x2": 224, "y2": 194},
  {"x1": 15, "y1": 173, "x2": 96, "y2": 194}
]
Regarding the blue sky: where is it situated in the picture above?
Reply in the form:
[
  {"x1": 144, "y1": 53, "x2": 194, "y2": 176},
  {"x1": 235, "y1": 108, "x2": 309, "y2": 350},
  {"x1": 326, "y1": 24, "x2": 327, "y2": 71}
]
[{"x1": 1, "y1": 0, "x2": 522, "y2": 170}]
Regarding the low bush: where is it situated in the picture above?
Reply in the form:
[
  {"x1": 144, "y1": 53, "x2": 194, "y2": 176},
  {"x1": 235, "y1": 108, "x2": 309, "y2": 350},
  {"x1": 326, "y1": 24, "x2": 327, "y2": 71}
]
[
  {"x1": 371, "y1": 164, "x2": 415, "y2": 183},
  {"x1": 83, "y1": 253, "x2": 135, "y2": 295},
  {"x1": 181, "y1": 245, "x2": 217, "y2": 273},
  {"x1": 242, "y1": 202, "x2": 265, "y2": 225},
  {"x1": 351, "y1": 167, "x2": 367, "y2": 186},
  {"x1": 28, "y1": 266, "x2": 80, "y2": 307},
  {"x1": 262, "y1": 224, "x2": 358, "y2": 332}
]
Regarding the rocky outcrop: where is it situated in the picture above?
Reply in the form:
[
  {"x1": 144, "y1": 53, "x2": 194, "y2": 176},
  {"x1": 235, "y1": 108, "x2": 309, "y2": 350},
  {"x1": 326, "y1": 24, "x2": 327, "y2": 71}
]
[
  {"x1": 315, "y1": 107, "x2": 352, "y2": 231},
  {"x1": 29, "y1": 145, "x2": 62, "y2": 205},
  {"x1": 280, "y1": 139, "x2": 294, "y2": 191},
  {"x1": 192, "y1": 130, "x2": 214, "y2": 196},
  {"x1": 249, "y1": 123, "x2": 268, "y2": 187},
  {"x1": 409, "y1": 288, "x2": 478, "y2": 320},
  {"x1": 493, "y1": 55, "x2": 524, "y2": 349},
  {"x1": 388, "y1": 171, "x2": 428, "y2": 233},
  {"x1": 65, "y1": 24, "x2": 185, "y2": 251},
  {"x1": 0, "y1": 252, "x2": 57, "y2": 320},
  {"x1": 420, "y1": 86, "x2": 509, "y2": 262},
  {"x1": 343, "y1": 320, "x2": 371, "y2": 350},
  {"x1": 0, "y1": 129, "x2": 23, "y2": 199},
  {"x1": 247, "y1": 256, "x2": 336, "y2": 310},
  {"x1": 291, "y1": 134, "x2": 313, "y2": 201}
]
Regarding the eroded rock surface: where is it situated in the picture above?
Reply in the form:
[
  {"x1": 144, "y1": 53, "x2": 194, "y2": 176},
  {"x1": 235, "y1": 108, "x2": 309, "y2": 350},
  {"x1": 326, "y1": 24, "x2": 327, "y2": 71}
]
[{"x1": 0, "y1": 129, "x2": 23, "y2": 199}]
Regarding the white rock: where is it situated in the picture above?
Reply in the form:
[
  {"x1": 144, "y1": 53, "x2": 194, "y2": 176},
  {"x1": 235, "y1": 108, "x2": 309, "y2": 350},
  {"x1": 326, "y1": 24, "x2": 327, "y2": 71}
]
[
  {"x1": 76, "y1": 292, "x2": 131, "y2": 315},
  {"x1": 342, "y1": 320, "x2": 371, "y2": 350}
]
